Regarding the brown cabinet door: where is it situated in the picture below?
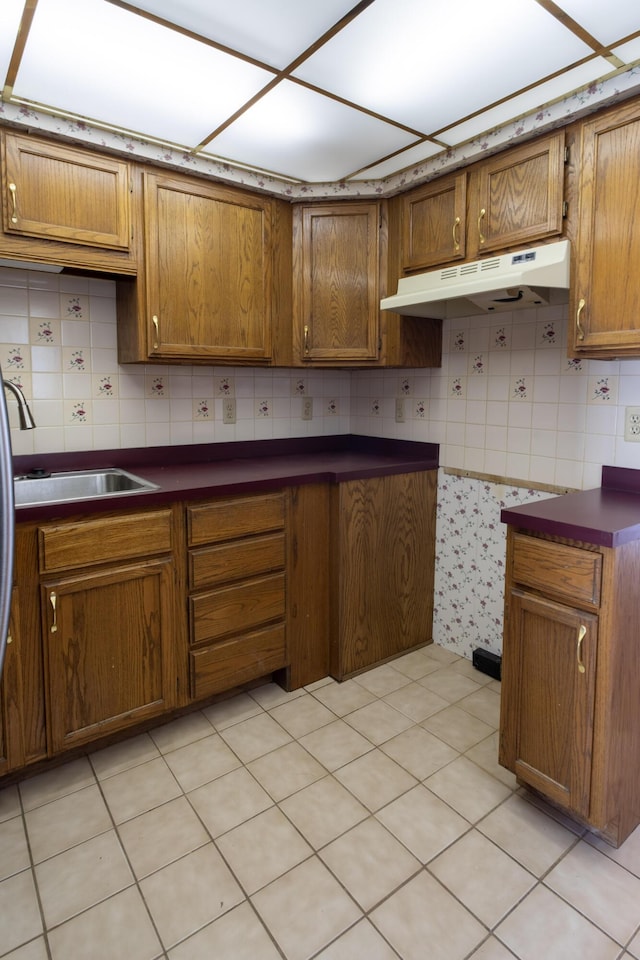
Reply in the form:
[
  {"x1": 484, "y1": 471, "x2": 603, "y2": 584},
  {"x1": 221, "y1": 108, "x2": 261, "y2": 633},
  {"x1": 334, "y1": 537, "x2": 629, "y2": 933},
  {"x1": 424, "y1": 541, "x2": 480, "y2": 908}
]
[
  {"x1": 571, "y1": 100, "x2": 640, "y2": 356},
  {"x1": 475, "y1": 132, "x2": 565, "y2": 256},
  {"x1": 43, "y1": 558, "x2": 175, "y2": 753},
  {"x1": 500, "y1": 589, "x2": 597, "y2": 820},
  {"x1": 296, "y1": 203, "x2": 380, "y2": 362},
  {"x1": 402, "y1": 172, "x2": 467, "y2": 270},
  {"x1": 0, "y1": 593, "x2": 25, "y2": 775},
  {"x1": 2, "y1": 133, "x2": 131, "y2": 250},
  {"x1": 143, "y1": 171, "x2": 272, "y2": 362},
  {"x1": 331, "y1": 470, "x2": 436, "y2": 678}
]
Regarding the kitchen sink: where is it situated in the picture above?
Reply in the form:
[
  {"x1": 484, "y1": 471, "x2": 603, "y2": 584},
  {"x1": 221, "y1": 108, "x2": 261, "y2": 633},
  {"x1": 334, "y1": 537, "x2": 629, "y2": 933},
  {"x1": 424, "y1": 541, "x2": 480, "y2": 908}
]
[{"x1": 14, "y1": 467, "x2": 159, "y2": 507}]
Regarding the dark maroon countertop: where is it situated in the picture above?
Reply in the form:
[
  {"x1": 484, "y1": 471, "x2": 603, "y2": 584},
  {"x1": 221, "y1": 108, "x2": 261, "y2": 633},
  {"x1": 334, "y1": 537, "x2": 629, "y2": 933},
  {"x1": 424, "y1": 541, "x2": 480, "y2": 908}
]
[
  {"x1": 500, "y1": 466, "x2": 640, "y2": 547},
  {"x1": 13, "y1": 434, "x2": 439, "y2": 523}
]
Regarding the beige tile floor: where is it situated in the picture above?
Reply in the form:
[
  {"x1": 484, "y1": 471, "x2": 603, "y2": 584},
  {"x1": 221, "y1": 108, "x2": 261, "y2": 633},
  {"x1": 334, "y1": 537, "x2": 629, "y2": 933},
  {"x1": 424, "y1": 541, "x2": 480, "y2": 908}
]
[{"x1": 1, "y1": 643, "x2": 640, "y2": 960}]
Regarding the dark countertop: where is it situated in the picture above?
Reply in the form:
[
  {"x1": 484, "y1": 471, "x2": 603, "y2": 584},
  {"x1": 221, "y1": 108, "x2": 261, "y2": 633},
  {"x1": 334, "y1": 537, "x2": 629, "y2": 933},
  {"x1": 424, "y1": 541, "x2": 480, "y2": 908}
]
[
  {"x1": 500, "y1": 466, "x2": 640, "y2": 547},
  {"x1": 13, "y1": 434, "x2": 439, "y2": 523}
]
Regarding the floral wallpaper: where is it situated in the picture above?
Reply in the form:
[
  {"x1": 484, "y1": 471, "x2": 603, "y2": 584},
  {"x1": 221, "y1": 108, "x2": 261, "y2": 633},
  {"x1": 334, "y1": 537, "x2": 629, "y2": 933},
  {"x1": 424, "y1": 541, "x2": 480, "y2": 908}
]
[
  {"x1": 2, "y1": 66, "x2": 639, "y2": 200},
  {"x1": 432, "y1": 471, "x2": 552, "y2": 658}
]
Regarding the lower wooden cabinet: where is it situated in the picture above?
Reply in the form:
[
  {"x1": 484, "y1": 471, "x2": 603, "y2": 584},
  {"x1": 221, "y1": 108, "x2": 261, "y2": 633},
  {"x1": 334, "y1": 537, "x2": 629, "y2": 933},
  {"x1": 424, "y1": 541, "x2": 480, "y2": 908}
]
[
  {"x1": 0, "y1": 593, "x2": 25, "y2": 775},
  {"x1": 39, "y1": 509, "x2": 177, "y2": 752},
  {"x1": 330, "y1": 470, "x2": 436, "y2": 678},
  {"x1": 186, "y1": 492, "x2": 289, "y2": 699},
  {"x1": 500, "y1": 528, "x2": 640, "y2": 847}
]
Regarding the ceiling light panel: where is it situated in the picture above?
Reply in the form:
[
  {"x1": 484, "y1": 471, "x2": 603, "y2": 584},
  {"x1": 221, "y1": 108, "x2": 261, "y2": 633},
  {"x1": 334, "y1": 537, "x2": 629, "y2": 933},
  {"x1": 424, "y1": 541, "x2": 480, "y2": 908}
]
[
  {"x1": 202, "y1": 81, "x2": 417, "y2": 182},
  {"x1": 293, "y1": 0, "x2": 591, "y2": 135},
  {"x1": 439, "y1": 58, "x2": 616, "y2": 146},
  {"x1": 349, "y1": 140, "x2": 444, "y2": 181},
  {"x1": 13, "y1": 0, "x2": 273, "y2": 146},
  {"x1": 0, "y1": 0, "x2": 27, "y2": 88},
  {"x1": 120, "y1": 0, "x2": 360, "y2": 69},
  {"x1": 613, "y1": 39, "x2": 640, "y2": 64},
  {"x1": 551, "y1": 1, "x2": 640, "y2": 47}
]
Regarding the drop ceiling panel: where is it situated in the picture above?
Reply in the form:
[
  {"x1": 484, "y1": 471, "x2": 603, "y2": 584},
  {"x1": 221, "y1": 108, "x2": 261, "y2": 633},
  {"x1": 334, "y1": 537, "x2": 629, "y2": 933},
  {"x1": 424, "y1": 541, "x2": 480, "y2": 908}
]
[
  {"x1": 350, "y1": 140, "x2": 444, "y2": 181},
  {"x1": 439, "y1": 58, "x2": 615, "y2": 147},
  {"x1": 13, "y1": 0, "x2": 273, "y2": 145},
  {"x1": 202, "y1": 80, "x2": 418, "y2": 182},
  {"x1": 121, "y1": 0, "x2": 359, "y2": 69},
  {"x1": 293, "y1": 0, "x2": 592, "y2": 134},
  {"x1": 551, "y1": 0, "x2": 640, "y2": 46},
  {"x1": 0, "y1": 0, "x2": 26, "y2": 87}
]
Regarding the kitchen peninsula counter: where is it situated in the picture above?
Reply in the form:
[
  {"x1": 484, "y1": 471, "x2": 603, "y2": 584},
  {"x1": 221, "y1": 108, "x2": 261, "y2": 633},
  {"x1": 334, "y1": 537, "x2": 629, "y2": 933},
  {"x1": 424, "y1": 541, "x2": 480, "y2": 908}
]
[
  {"x1": 500, "y1": 466, "x2": 640, "y2": 547},
  {"x1": 13, "y1": 434, "x2": 439, "y2": 522}
]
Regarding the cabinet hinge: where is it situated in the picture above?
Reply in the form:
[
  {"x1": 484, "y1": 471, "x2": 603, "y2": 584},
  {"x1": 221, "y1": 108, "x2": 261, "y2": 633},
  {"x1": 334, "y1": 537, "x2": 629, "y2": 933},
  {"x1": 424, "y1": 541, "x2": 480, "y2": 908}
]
[
  {"x1": 562, "y1": 200, "x2": 569, "y2": 218},
  {"x1": 564, "y1": 146, "x2": 569, "y2": 164}
]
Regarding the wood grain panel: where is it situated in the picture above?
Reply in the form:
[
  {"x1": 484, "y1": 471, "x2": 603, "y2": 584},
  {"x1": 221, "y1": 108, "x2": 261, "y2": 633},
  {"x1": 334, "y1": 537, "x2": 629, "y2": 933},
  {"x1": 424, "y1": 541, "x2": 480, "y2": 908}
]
[
  {"x1": 511, "y1": 533, "x2": 601, "y2": 607},
  {"x1": 189, "y1": 532, "x2": 285, "y2": 589},
  {"x1": 331, "y1": 470, "x2": 436, "y2": 678},
  {"x1": 44, "y1": 558, "x2": 174, "y2": 752},
  {"x1": 190, "y1": 573, "x2": 285, "y2": 645},
  {"x1": 190, "y1": 624, "x2": 286, "y2": 699},
  {"x1": 188, "y1": 492, "x2": 284, "y2": 546},
  {"x1": 402, "y1": 172, "x2": 467, "y2": 270},
  {"x1": 39, "y1": 509, "x2": 172, "y2": 572},
  {"x1": 3, "y1": 132, "x2": 130, "y2": 249}
]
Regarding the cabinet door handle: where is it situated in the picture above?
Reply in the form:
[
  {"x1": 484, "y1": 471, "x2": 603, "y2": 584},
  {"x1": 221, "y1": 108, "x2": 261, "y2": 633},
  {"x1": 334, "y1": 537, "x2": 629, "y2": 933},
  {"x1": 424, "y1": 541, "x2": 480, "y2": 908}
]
[
  {"x1": 152, "y1": 315, "x2": 159, "y2": 350},
  {"x1": 478, "y1": 208, "x2": 486, "y2": 245},
  {"x1": 452, "y1": 216, "x2": 461, "y2": 252},
  {"x1": 576, "y1": 298, "x2": 586, "y2": 342},
  {"x1": 50, "y1": 591, "x2": 58, "y2": 633},
  {"x1": 303, "y1": 324, "x2": 310, "y2": 356},
  {"x1": 576, "y1": 623, "x2": 586, "y2": 674},
  {"x1": 9, "y1": 182, "x2": 18, "y2": 223}
]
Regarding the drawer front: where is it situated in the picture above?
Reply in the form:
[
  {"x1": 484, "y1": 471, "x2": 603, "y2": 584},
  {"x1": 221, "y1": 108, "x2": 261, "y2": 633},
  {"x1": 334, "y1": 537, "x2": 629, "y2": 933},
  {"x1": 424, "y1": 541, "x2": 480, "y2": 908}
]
[
  {"x1": 190, "y1": 572, "x2": 285, "y2": 644},
  {"x1": 190, "y1": 532, "x2": 285, "y2": 590},
  {"x1": 187, "y1": 492, "x2": 285, "y2": 546},
  {"x1": 511, "y1": 534, "x2": 602, "y2": 607},
  {"x1": 190, "y1": 623, "x2": 287, "y2": 700},
  {"x1": 39, "y1": 509, "x2": 173, "y2": 573}
]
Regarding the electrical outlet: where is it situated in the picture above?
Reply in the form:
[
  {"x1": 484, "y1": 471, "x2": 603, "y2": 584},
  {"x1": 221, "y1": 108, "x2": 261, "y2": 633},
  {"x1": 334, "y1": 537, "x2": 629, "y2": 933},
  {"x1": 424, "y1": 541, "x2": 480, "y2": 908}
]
[
  {"x1": 301, "y1": 397, "x2": 313, "y2": 421},
  {"x1": 395, "y1": 398, "x2": 405, "y2": 423},
  {"x1": 624, "y1": 406, "x2": 640, "y2": 441},
  {"x1": 222, "y1": 398, "x2": 236, "y2": 424}
]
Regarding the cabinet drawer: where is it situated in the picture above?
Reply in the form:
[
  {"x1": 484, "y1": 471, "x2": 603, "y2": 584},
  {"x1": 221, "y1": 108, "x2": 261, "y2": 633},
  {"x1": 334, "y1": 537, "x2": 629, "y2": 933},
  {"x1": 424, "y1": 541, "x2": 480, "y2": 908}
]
[
  {"x1": 190, "y1": 623, "x2": 287, "y2": 700},
  {"x1": 190, "y1": 532, "x2": 285, "y2": 589},
  {"x1": 511, "y1": 534, "x2": 601, "y2": 607},
  {"x1": 39, "y1": 510, "x2": 173, "y2": 573},
  {"x1": 190, "y1": 572, "x2": 285, "y2": 644},
  {"x1": 187, "y1": 493, "x2": 285, "y2": 546}
]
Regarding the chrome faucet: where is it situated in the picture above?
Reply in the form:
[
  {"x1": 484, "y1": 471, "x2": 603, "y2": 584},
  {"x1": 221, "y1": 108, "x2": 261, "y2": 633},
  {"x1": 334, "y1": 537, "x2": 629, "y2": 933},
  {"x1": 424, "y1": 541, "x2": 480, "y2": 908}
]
[{"x1": 3, "y1": 380, "x2": 36, "y2": 430}]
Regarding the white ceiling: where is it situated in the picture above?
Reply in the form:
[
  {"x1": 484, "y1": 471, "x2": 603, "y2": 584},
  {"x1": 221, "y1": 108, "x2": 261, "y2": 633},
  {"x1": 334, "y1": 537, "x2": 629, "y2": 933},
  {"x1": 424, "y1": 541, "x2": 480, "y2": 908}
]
[{"x1": 1, "y1": 0, "x2": 640, "y2": 188}]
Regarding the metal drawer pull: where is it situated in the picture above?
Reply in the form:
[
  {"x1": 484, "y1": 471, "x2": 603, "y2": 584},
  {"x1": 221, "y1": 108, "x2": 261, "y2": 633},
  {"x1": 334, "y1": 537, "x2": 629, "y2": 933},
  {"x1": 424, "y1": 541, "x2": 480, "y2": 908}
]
[
  {"x1": 9, "y1": 182, "x2": 18, "y2": 223},
  {"x1": 478, "y1": 208, "x2": 486, "y2": 244},
  {"x1": 576, "y1": 623, "x2": 586, "y2": 674},
  {"x1": 452, "y1": 216, "x2": 461, "y2": 252},
  {"x1": 50, "y1": 591, "x2": 57, "y2": 633},
  {"x1": 576, "y1": 298, "x2": 586, "y2": 341},
  {"x1": 152, "y1": 315, "x2": 159, "y2": 350},
  {"x1": 304, "y1": 324, "x2": 310, "y2": 355}
]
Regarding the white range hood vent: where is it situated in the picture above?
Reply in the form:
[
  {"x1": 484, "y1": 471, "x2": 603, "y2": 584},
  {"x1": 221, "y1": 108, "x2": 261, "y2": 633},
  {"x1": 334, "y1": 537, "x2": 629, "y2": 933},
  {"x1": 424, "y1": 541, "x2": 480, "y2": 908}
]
[{"x1": 381, "y1": 239, "x2": 570, "y2": 319}]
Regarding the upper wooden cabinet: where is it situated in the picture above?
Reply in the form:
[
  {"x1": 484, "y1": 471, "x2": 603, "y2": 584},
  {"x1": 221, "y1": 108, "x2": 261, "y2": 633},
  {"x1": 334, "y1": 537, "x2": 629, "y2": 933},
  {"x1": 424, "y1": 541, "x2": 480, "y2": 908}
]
[
  {"x1": 473, "y1": 132, "x2": 565, "y2": 256},
  {"x1": 400, "y1": 131, "x2": 565, "y2": 272},
  {"x1": 0, "y1": 131, "x2": 136, "y2": 274},
  {"x1": 293, "y1": 202, "x2": 381, "y2": 364},
  {"x1": 570, "y1": 99, "x2": 640, "y2": 357},
  {"x1": 402, "y1": 172, "x2": 468, "y2": 271},
  {"x1": 118, "y1": 170, "x2": 274, "y2": 364}
]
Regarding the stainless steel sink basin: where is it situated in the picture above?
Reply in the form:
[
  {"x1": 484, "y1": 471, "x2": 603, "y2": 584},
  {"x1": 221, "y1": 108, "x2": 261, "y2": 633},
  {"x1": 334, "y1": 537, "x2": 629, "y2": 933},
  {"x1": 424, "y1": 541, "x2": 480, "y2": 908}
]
[{"x1": 14, "y1": 467, "x2": 159, "y2": 507}]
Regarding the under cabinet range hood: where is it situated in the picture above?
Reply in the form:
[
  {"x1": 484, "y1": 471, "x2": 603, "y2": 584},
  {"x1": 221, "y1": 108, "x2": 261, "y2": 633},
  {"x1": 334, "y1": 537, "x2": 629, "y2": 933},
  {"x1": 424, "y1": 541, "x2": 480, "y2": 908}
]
[{"x1": 381, "y1": 239, "x2": 570, "y2": 319}]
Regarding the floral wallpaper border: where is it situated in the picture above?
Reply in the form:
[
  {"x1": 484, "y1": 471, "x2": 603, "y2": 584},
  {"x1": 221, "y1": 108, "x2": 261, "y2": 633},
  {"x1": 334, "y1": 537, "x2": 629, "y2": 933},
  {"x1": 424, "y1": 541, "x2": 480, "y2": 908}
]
[{"x1": 2, "y1": 66, "x2": 639, "y2": 200}]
